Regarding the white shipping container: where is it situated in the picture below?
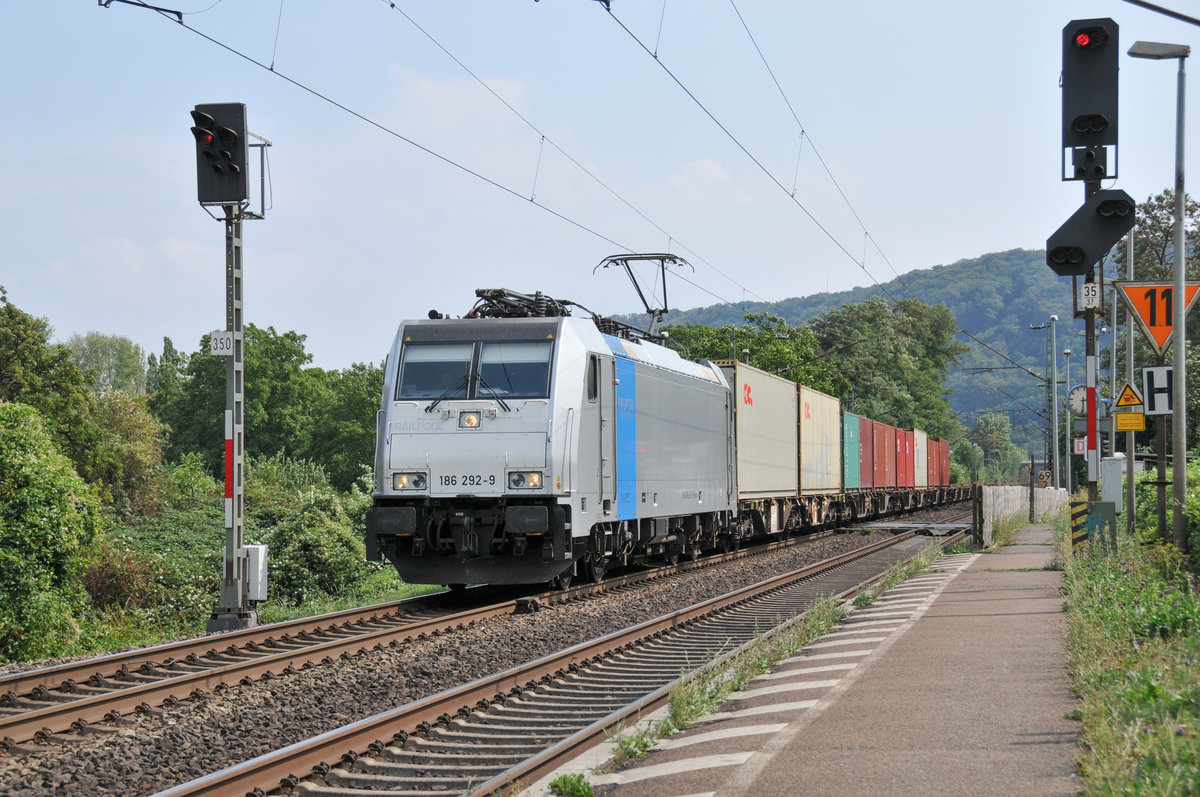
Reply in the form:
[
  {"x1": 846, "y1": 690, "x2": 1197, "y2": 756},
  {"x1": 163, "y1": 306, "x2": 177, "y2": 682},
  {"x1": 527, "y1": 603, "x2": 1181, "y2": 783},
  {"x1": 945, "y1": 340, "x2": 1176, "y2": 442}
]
[
  {"x1": 717, "y1": 361, "x2": 798, "y2": 498},
  {"x1": 798, "y1": 385, "x2": 842, "y2": 494},
  {"x1": 913, "y1": 429, "x2": 929, "y2": 488}
]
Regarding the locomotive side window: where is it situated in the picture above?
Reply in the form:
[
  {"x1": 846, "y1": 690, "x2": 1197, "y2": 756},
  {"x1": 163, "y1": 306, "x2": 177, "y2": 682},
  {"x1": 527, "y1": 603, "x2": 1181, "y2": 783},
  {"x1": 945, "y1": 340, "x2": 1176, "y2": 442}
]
[
  {"x1": 587, "y1": 355, "x2": 598, "y2": 401},
  {"x1": 479, "y1": 341, "x2": 552, "y2": 398},
  {"x1": 396, "y1": 343, "x2": 472, "y2": 399}
]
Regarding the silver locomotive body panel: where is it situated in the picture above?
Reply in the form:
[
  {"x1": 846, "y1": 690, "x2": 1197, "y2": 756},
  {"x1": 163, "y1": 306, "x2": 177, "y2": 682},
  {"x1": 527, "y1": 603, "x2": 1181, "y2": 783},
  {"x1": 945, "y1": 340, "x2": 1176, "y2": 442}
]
[{"x1": 367, "y1": 314, "x2": 735, "y2": 585}]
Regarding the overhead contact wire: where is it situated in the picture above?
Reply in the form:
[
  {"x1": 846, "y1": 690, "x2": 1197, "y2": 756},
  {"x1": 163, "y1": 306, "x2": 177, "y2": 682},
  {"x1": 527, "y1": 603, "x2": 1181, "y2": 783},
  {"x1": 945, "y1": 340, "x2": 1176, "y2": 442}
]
[
  {"x1": 371, "y1": 0, "x2": 765, "y2": 305},
  {"x1": 125, "y1": 1, "x2": 630, "y2": 252},
  {"x1": 599, "y1": 6, "x2": 895, "y2": 301}
]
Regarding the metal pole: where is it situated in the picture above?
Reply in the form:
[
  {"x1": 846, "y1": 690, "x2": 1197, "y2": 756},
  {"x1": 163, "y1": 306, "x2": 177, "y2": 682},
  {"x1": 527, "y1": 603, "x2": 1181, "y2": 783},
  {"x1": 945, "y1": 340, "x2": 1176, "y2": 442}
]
[
  {"x1": 1051, "y1": 316, "x2": 1060, "y2": 488},
  {"x1": 1125, "y1": 230, "x2": 1136, "y2": 531},
  {"x1": 1065, "y1": 349, "x2": 1073, "y2": 494},
  {"x1": 207, "y1": 204, "x2": 256, "y2": 632},
  {"x1": 1172, "y1": 55, "x2": 1188, "y2": 552}
]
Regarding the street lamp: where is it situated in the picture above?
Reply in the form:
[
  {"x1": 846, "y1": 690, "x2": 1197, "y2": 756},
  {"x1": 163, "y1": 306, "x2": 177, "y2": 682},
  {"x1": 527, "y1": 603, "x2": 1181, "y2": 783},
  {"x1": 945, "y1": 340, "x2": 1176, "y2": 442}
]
[
  {"x1": 1129, "y1": 39, "x2": 1190, "y2": 550},
  {"x1": 1064, "y1": 347, "x2": 1073, "y2": 494},
  {"x1": 1030, "y1": 316, "x2": 1062, "y2": 489},
  {"x1": 1050, "y1": 315, "x2": 1059, "y2": 488}
]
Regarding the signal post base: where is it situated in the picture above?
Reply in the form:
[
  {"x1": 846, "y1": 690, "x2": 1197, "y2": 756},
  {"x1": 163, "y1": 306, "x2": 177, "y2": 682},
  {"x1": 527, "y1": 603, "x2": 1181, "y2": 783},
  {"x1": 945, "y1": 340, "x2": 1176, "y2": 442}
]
[{"x1": 206, "y1": 610, "x2": 259, "y2": 633}]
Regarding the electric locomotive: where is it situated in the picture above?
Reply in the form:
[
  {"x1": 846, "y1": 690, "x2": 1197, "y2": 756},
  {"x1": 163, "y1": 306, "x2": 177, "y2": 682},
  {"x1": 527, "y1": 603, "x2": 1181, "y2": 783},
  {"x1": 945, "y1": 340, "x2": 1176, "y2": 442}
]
[{"x1": 365, "y1": 284, "x2": 737, "y2": 587}]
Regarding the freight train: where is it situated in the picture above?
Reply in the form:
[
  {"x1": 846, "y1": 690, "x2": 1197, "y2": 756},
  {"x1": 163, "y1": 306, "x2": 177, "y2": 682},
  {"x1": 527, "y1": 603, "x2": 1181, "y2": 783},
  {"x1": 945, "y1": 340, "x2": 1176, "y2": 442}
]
[{"x1": 366, "y1": 284, "x2": 967, "y2": 588}]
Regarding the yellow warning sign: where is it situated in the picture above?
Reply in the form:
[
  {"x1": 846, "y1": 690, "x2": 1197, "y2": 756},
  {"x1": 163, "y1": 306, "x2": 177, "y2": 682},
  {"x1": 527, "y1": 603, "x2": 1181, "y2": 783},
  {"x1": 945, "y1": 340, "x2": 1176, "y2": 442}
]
[
  {"x1": 1114, "y1": 412, "x2": 1146, "y2": 432},
  {"x1": 1115, "y1": 382, "x2": 1143, "y2": 408}
]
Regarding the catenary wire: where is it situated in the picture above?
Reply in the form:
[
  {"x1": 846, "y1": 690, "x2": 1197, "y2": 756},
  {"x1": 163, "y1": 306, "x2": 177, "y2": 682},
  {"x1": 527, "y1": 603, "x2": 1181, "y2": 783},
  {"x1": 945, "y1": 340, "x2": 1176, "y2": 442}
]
[
  {"x1": 370, "y1": 0, "x2": 766, "y2": 306},
  {"x1": 121, "y1": 3, "x2": 640, "y2": 254},
  {"x1": 727, "y1": 0, "x2": 901, "y2": 280},
  {"x1": 598, "y1": 4, "x2": 897, "y2": 302}
]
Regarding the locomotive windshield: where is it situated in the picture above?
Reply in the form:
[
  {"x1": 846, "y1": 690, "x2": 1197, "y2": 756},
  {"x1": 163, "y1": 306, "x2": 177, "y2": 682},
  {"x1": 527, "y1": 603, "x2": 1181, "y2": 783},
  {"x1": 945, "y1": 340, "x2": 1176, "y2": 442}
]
[
  {"x1": 396, "y1": 340, "x2": 553, "y2": 400},
  {"x1": 479, "y1": 341, "x2": 552, "y2": 398}
]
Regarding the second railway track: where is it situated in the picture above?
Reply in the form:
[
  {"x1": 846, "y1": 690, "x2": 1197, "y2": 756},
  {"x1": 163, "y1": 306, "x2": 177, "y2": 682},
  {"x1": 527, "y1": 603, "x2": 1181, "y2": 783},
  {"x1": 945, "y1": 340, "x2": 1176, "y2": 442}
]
[{"x1": 157, "y1": 527, "x2": 965, "y2": 797}]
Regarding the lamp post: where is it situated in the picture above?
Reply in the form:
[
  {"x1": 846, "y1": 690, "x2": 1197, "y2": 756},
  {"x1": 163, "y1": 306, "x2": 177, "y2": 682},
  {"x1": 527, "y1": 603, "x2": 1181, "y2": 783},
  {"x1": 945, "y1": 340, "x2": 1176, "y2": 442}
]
[
  {"x1": 1129, "y1": 40, "x2": 1190, "y2": 551},
  {"x1": 1051, "y1": 315, "x2": 1060, "y2": 488},
  {"x1": 1064, "y1": 347, "x2": 1073, "y2": 494}
]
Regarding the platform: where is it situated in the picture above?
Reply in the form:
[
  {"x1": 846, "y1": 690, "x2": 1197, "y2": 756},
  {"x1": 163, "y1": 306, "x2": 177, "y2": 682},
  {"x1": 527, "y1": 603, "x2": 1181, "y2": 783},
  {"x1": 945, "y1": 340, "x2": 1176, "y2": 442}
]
[{"x1": 531, "y1": 525, "x2": 1079, "y2": 796}]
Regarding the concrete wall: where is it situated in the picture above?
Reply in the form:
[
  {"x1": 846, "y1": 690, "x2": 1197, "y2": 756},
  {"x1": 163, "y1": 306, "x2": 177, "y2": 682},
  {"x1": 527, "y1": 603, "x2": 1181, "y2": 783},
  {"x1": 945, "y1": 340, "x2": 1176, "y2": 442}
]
[{"x1": 978, "y1": 486, "x2": 1068, "y2": 547}]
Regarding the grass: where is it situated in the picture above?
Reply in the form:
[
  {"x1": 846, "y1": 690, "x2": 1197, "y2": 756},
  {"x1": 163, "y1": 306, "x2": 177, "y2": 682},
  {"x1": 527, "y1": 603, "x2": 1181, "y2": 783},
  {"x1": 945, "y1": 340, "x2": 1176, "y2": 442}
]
[
  {"x1": 988, "y1": 512, "x2": 1024, "y2": 550},
  {"x1": 547, "y1": 772, "x2": 593, "y2": 796},
  {"x1": 852, "y1": 542, "x2": 946, "y2": 606},
  {"x1": 661, "y1": 596, "x2": 847, "y2": 734},
  {"x1": 1055, "y1": 509, "x2": 1200, "y2": 794}
]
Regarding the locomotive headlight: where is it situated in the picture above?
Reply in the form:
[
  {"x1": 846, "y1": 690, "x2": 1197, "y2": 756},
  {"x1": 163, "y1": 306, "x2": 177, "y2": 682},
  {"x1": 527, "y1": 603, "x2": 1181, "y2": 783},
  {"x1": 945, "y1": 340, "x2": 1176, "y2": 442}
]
[
  {"x1": 393, "y1": 472, "x2": 427, "y2": 490},
  {"x1": 508, "y1": 471, "x2": 543, "y2": 490},
  {"x1": 459, "y1": 411, "x2": 481, "y2": 429}
]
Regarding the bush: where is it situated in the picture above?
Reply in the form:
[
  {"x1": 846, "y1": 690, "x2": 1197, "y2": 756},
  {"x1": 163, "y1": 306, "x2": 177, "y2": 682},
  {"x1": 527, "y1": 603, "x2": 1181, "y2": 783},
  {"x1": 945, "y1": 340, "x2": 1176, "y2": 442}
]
[
  {"x1": 259, "y1": 484, "x2": 374, "y2": 605},
  {"x1": 0, "y1": 402, "x2": 101, "y2": 661}
]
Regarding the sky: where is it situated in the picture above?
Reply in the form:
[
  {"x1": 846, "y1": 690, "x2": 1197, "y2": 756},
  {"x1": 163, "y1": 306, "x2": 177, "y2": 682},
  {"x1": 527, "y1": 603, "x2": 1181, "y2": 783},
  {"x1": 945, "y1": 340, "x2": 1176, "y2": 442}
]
[{"x1": 2, "y1": 1, "x2": 1198, "y2": 371}]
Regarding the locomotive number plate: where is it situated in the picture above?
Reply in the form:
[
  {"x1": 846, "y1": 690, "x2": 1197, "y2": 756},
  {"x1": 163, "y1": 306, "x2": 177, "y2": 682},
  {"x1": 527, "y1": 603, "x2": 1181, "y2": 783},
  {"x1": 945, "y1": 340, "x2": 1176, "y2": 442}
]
[{"x1": 438, "y1": 474, "x2": 497, "y2": 488}]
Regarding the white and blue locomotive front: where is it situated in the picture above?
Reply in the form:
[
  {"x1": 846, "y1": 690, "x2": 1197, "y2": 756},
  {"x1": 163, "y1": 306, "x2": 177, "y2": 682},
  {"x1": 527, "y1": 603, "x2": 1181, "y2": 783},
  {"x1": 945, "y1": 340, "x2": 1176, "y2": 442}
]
[{"x1": 366, "y1": 313, "x2": 736, "y2": 586}]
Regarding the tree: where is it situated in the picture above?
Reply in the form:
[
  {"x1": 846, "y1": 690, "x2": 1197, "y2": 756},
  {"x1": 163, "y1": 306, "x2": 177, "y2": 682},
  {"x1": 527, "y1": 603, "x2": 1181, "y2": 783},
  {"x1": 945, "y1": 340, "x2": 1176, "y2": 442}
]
[
  {"x1": 808, "y1": 297, "x2": 966, "y2": 435},
  {"x1": 969, "y1": 411, "x2": 1023, "y2": 482},
  {"x1": 663, "y1": 313, "x2": 849, "y2": 397},
  {"x1": 89, "y1": 391, "x2": 168, "y2": 517},
  {"x1": 304, "y1": 362, "x2": 385, "y2": 492},
  {"x1": 0, "y1": 403, "x2": 101, "y2": 661},
  {"x1": 64, "y1": 332, "x2": 148, "y2": 395},
  {"x1": 0, "y1": 287, "x2": 101, "y2": 483},
  {"x1": 151, "y1": 325, "x2": 324, "y2": 476}
]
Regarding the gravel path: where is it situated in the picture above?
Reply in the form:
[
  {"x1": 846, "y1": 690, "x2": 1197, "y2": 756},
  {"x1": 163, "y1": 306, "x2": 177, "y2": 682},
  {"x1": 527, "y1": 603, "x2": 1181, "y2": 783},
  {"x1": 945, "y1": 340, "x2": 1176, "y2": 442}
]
[{"x1": 0, "y1": 529, "x2": 920, "y2": 796}]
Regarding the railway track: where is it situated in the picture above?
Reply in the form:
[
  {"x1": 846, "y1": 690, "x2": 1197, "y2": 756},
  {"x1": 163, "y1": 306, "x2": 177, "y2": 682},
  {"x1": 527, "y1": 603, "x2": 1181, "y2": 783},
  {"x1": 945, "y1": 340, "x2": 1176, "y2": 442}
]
[
  {"x1": 0, "y1": 525, "x2": 857, "y2": 748},
  {"x1": 154, "y1": 525, "x2": 966, "y2": 797}
]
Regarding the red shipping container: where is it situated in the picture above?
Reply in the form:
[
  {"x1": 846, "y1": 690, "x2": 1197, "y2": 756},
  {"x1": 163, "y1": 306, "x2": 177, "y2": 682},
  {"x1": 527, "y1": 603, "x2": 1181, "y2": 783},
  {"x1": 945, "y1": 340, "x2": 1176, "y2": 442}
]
[
  {"x1": 882, "y1": 424, "x2": 897, "y2": 489},
  {"x1": 872, "y1": 421, "x2": 887, "y2": 488},
  {"x1": 859, "y1": 416, "x2": 875, "y2": 489},
  {"x1": 895, "y1": 429, "x2": 914, "y2": 488}
]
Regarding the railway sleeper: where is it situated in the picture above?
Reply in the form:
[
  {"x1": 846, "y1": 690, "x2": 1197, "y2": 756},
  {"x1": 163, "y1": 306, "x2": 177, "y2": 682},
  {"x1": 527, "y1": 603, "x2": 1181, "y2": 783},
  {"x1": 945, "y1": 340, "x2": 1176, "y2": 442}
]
[
  {"x1": 403, "y1": 733, "x2": 554, "y2": 756},
  {"x1": 343, "y1": 755, "x2": 525, "y2": 778},
  {"x1": 376, "y1": 746, "x2": 530, "y2": 767},
  {"x1": 320, "y1": 766, "x2": 475, "y2": 792}
]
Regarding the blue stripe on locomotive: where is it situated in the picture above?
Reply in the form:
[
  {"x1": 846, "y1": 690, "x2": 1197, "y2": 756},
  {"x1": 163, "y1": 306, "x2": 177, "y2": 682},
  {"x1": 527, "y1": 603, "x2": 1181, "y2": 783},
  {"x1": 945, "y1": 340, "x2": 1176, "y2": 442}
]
[{"x1": 615, "y1": 357, "x2": 637, "y2": 520}]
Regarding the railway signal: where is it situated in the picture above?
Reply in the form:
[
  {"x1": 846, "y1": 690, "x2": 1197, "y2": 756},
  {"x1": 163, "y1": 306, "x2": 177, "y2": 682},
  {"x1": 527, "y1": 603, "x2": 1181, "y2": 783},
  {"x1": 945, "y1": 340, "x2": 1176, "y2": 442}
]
[
  {"x1": 190, "y1": 102, "x2": 249, "y2": 205},
  {"x1": 1062, "y1": 18, "x2": 1119, "y2": 158},
  {"x1": 1046, "y1": 189, "x2": 1137, "y2": 276}
]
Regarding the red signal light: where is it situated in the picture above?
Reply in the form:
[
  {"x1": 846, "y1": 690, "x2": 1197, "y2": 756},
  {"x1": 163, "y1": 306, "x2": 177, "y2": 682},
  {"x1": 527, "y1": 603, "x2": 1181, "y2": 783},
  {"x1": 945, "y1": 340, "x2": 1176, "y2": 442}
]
[
  {"x1": 200, "y1": 131, "x2": 214, "y2": 146},
  {"x1": 1073, "y1": 27, "x2": 1108, "y2": 48}
]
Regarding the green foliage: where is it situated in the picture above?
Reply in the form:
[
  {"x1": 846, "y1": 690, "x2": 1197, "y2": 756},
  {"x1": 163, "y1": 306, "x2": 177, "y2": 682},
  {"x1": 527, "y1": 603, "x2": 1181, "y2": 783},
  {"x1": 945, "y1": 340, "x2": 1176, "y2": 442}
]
[
  {"x1": 662, "y1": 248, "x2": 1050, "y2": 451},
  {"x1": 305, "y1": 362, "x2": 384, "y2": 491},
  {"x1": 664, "y1": 313, "x2": 848, "y2": 397},
  {"x1": 150, "y1": 327, "x2": 379, "y2": 490},
  {"x1": 548, "y1": 773, "x2": 593, "y2": 797},
  {"x1": 63, "y1": 331, "x2": 148, "y2": 395},
  {"x1": 968, "y1": 411, "x2": 1023, "y2": 483},
  {"x1": 0, "y1": 402, "x2": 101, "y2": 661},
  {"x1": 1063, "y1": 535, "x2": 1200, "y2": 792},
  {"x1": 0, "y1": 286, "x2": 102, "y2": 484},
  {"x1": 254, "y1": 483, "x2": 375, "y2": 605},
  {"x1": 88, "y1": 391, "x2": 168, "y2": 517},
  {"x1": 808, "y1": 297, "x2": 965, "y2": 436}
]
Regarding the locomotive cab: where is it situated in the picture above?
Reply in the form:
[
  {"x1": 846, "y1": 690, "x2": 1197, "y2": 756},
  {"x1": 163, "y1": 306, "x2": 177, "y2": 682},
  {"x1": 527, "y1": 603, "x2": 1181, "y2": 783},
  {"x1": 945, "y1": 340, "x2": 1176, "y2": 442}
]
[{"x1": 366, "y1": 315, "x2": 580, "y2": 586}]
